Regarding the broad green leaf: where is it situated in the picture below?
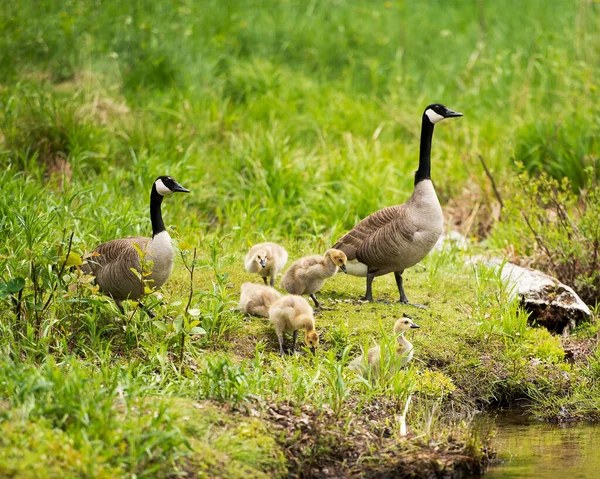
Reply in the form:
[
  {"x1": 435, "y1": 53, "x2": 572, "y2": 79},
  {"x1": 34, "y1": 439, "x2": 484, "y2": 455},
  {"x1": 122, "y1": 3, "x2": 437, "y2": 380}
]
[
  {"x1": 7, "y1": 277, "x2": 25, "y2": 294},
  {"x1": 189, "y1": 326, "x2": 206, "y2": 335},
  {"x1": 188, "y1": 308, "x2": 201, "y2": 317},
  {"x1": 129, "y1": 267, "x2": 142, "y2": 280},
  {"x1": 173, "y1": 316, "x2": 183, "y2": 333},
  {"x1": 179, "y1": 241, "x2": 193, "y2": 251},
  {"x1": 132, "y1": 243, "x2": 145, "y2": 259},
  {"x1": 63, "y1": 252, "x2": 83, "y2": 267},
  {"x1": 189, "y1": 320, "x2": 200, "y2": 328},
  {"x1": 153, "y1": 321, "x2": 168, "y2": 332}
]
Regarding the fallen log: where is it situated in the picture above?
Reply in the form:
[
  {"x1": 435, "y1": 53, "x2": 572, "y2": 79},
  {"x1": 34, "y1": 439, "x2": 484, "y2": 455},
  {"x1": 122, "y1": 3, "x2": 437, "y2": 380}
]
[{"x1": 470, "y1": 256, "x2": 592, "y2": 335}]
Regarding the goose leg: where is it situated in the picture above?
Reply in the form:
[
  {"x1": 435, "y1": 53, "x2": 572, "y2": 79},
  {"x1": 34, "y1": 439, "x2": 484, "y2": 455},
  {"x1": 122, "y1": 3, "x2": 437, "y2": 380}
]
[
  {"x1": 270, "y1": 277, "x2": 275, "y2": 287},
  {"x1": 292, "y1": 330, "x2": 299, "y2": 351},
  {"x1": 262, "y1": 277, "x2": 268, "y2": 286},
  {"x1": 394, "y1": 272, "x2": 426, "y2": 309},
  {"x1": 394, "y1": 272, "x2": 409, "y2": 303},
  {"x1": 361, "y1": 273, "x2": 375, "y2": 301},
  {"x1": 138, "y1": 301, "x2": 156, "y2": 318},
  {"x1": 115, "y1": 300, "x2": 125, "y2": 315}
]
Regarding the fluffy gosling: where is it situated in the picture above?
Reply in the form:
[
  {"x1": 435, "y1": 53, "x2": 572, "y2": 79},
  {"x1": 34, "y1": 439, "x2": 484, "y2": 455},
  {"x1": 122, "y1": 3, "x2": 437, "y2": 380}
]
[
  {"x1": 269, "y1": 295, "x2": 319, "y2": 355},
  {"x1": 238, "y1": 282, "x2": 282, "y2": 318},
  {"x1": 244, "y1": 242, "x2": 289, "y2": 287},
  {"x1": 280, "y1": 249, "x2": 347, "y2": 309},
  {"x1": 349, "y1": 316, "x2": 420, "y2": 374}
]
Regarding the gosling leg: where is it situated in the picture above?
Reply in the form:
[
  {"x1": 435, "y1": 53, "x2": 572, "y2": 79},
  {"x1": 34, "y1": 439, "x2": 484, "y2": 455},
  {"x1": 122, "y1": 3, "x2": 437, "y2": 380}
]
[
  {"x1": 292, "y1": 330, "x2": 299, "y2": 351},
  {"x1": 310, "y1": 294, "x2": 321, "y2": 309},
  {"x1": 276, "y1": 332, "x2": 285, "y2": 355},
  {"x1": 270, "y1": 277, "x2": 275, "y2": 287},
  {"x1": 394, "y1": 272, "x2": 426, "y2": 309},
  {"x1": 262, "y1": 277, "x2": 268, "y2": 286},
  {"x1": 310, "y1": 293, "x2": 333, "y2": 311}
]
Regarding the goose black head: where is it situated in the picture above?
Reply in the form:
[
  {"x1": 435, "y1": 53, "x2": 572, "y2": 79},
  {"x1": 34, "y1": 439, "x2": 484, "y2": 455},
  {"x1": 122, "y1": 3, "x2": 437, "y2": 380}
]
[
  {"x1": 154, "y1": 176, "x2": 190, "y2": 196},
  {"x1": 423, "y1": 104, "x2": 463, "y2": 125}
]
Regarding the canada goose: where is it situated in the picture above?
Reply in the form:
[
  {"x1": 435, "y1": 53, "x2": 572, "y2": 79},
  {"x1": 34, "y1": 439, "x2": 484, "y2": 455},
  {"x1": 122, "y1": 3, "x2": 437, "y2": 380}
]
[
  {"x1": 82, "y1": 176, "x2": 189, "y2": 315},
  {"x1": 280, "y1": 249, "x2": 347, "y2": 309},
  {"x1": 244, "y1": 242, "x2": 288, "y2": 287},
  {"x1": 333, "y1": 104, "x2": 462, "y2": 304},
  {"x1": 269, "y1": 295, "x2": 319, "y2": 355},
  {"x1": 349, "y1": 316, "x2": 420, "y2": 374},
  {"x1": 238, "y1": 282, "x2": 282, "y2": 318}
]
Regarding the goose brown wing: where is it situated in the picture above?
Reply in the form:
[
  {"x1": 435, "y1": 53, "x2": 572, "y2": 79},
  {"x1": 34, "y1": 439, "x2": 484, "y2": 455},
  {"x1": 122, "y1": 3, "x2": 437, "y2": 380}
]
[
  {"x1": 333, "y1": 205, "x2": 405, "y2": 262},
  {"x1": 84, "y1": 237, "x2": 150, "y2": 276},
  {"x1": 84, "y1": 236, "x2": 151, "y2": 301},
  {"x1": 356, "y1": 206, "x2": 414, "y2": 268}
]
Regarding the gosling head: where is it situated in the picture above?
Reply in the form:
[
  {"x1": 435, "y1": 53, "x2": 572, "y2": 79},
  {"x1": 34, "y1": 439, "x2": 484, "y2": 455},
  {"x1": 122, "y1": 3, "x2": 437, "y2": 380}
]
[
  {"x1": 325, "y1": 249, "x2": 348, "y2": 273},
  {"x1": 423, "y1": 104, "x2": 463, "y2": 125},
  {"x1": 394, "y1": 316, "x2": 420, "y2": 334},
  {"x1": 305, "y1": 329, "x2": 320, "y2": 354},
  {"x1": 154, "y1": 176, "x2": 190, "y2": 196},
  {"x1": 253, "y1": 249, "x2": 268, "y2": 269}
]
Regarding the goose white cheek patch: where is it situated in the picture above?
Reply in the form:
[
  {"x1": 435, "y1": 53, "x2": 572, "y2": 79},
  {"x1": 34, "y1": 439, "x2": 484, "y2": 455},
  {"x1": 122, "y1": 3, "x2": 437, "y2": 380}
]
[
  {"x1": 155, "y1": 179, "x2": 173, "y2": 196},
  {"x1": 425, "y1": 109, "x2": 445, "y2": 124}
]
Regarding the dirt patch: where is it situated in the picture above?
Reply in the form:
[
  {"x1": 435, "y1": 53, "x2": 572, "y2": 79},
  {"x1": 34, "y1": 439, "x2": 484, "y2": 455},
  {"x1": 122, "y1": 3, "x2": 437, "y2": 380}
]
[
  {"x1": 256, "y1": 399, "x2": 491, "y2": 478},
  {"x1": 562, "y1": 337, "x2": 598, "y2": 364}
]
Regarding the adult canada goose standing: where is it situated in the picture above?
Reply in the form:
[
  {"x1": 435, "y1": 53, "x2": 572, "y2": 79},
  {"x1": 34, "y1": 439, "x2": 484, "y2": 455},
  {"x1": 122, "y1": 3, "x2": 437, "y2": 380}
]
[
  {"x1": 82, "y1": 176, "x2": 189, "y2": 315},
  {"x1": 333, "y1": 104, "x2": 462, "y2": 304}
]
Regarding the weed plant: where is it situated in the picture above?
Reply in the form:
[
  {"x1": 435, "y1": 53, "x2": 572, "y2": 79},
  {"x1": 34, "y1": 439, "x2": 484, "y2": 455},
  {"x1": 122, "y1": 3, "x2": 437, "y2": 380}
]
[{"x1": 490, "y1": 166, "x2": 600, "y2": 305}]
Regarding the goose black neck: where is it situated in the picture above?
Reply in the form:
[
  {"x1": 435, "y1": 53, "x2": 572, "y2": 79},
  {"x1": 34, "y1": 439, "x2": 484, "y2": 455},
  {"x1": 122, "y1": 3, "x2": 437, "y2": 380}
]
[
  {"x1": 150, "y1": 186, "x2": 166, "y2": 237},
  {"x1": 414, "y1": 115, "x2": 435, "y2": 185}
]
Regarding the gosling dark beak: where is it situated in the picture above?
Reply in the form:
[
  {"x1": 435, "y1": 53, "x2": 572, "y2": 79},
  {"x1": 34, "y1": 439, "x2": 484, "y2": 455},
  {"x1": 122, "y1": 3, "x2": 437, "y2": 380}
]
[
  {"x1": 310, "y1": 347, "x2": 316, "y2": 355},
  {"x1": 340, "y1": 264, "x2": 347, "y2": 274},
  {"x1": 172, "y1": 180, "x2": 190, "y2": 193},
  {"x1": 259, "y1": 259, "x2": 267, "y2": 268},
  {"x1": 410, "y1": 322, "x2": 420, "y2": 329},
  {"x1": 444, "y1": 108, "x2": 463, "y2": 118}
]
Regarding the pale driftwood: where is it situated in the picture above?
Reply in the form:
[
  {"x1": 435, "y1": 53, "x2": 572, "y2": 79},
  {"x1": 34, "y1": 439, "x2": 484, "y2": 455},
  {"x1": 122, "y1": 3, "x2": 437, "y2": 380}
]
[
  {"x1": 470, "y1": 256, "x2": 591, "y2": 335},
  {"x1": 433, "y1": 230, "x2": 469, "y2": 252}
]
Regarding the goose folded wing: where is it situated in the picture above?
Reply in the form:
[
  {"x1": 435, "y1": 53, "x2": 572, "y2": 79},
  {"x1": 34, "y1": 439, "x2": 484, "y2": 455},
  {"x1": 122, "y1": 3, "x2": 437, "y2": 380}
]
[
  {"x1": 333, "y1": 205, "x2": 405, "y2": 261},
  {"x1": 356, "y1": 206, "x2": 415, "y2": 268},
  {"x1": 84, "y1": 237, "x2": 150, "y2": 276}
]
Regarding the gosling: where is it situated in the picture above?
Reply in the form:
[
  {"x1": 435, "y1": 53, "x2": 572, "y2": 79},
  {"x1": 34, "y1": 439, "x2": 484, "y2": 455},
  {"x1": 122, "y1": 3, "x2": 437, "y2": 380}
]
[
  {"x1": 349, "y1": 316, "x2": 420, "y2": 374},
  {"x1": 269, "y1": 295, "x2": 319, "y2": 355},
  {"x1": 238, "y1": 282, "x2": 282, "y2": 318},
  {"x1": 244, "y1": 242, "x2": 289, "y2": 287},
  {"x1": 280, "y1": 249, "x2": 347, "y2": 309}
]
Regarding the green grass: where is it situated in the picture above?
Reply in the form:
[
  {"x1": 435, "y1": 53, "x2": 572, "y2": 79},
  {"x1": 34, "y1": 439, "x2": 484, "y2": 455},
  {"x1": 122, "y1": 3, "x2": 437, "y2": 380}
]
[{"x1": 1, "y1": 0, "x2": 600, "y2": 476}]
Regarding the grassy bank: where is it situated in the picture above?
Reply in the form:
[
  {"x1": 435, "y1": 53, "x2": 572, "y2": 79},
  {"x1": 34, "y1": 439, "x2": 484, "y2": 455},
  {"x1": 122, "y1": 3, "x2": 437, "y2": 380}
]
[{"x1": 1, "y1": 0, "x2": 599, "y2": 476}]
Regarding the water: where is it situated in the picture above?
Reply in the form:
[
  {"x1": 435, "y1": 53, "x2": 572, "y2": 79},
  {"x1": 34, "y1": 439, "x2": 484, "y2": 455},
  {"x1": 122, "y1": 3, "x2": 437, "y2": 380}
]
[{"x1": 478, "y1": 410, "x2": 600, "y2": 479}]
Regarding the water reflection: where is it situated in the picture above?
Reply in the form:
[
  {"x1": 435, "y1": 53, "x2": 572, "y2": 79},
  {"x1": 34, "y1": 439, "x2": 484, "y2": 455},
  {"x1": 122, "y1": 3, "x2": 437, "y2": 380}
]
[{"x1": 477, "y1": 410, "x2": 600, "y2": 479}]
